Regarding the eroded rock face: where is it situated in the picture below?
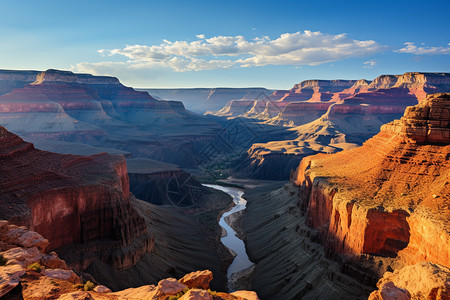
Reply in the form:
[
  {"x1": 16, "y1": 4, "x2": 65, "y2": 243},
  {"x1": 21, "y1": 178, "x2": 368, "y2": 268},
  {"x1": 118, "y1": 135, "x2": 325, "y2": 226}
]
[
  {"x1": 369, "y1": 262, "x2": 450, "y2": 300},
  {"x1": 0, "y1": 126, "x2": 152, "y2": 271},
  {"x1": 291, "y1": 93, "x2": 449, "y2": 287}
]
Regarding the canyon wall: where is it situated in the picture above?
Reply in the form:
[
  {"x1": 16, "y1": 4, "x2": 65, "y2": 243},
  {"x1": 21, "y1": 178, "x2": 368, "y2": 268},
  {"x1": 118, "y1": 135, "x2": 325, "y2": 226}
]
[
  {"x1": 0, "y1": 125, "x2": 152, "y2": 272},
  {"x1": 290, "y1": 93, "x2": 449, "y2": 295},
  {"x1": 242, "y1": 93, "x2": 449, "y2": 299}
]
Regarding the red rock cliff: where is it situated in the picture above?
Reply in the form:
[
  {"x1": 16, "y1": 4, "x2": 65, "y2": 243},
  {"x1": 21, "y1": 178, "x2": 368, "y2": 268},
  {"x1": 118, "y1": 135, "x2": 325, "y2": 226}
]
[
  {"x1": 0, "y1": 125, "x2": 152, "y2": 270},
  {"x1": 292, "y1": 93, "x2": 449, "y2": 269}
]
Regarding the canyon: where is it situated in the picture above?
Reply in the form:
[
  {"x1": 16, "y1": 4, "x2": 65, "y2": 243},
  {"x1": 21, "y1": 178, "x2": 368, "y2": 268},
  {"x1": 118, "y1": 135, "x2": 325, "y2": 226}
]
[
  {"x1": 0, "y1": 69, "x2": 293, "y2": 172},
  {"x1": 225, "y1": 72, "x2": 450, "y2": 180},
  {"x1": 139, "y1": 87, "x2": 275, "y2": 113},
  {"x1": 242, "y1": 93, "x2": 449, "y2": 299},
  {"x1": 0, "y1": 125, "x2": 237, "y2": 292},
  {"x1": 0, "y1": 68, "x2": 448, "y2": 299}
]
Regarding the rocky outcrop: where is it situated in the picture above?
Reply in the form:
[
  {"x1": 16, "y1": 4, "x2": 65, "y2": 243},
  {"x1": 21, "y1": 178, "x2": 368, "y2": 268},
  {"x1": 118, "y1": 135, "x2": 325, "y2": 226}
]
[
  {"x1": 240, "y1": 94, "x2": 449, "y2": 299},
  {"x1": 290, "y1": 93, "x2": 449, "y2": 292},
  {"x1": 0, "y1": 221, "x2": 258, "y2": 299},
  {"x1": 369, "y1": 262, "x2": 450, "y2": 300},
  {"x1": 0, "y1": 125, "x2": 152, "y2": 272}
]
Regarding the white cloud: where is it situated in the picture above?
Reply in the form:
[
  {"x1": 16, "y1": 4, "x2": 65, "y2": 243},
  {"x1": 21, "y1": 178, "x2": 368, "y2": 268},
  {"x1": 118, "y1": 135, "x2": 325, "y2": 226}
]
[
  {"x1": 395, "y1": 42, "x2": 450, "y2": 55},
  {"x1": 75, "y1": 30, "x2": 385, "y2": 72},
  {"x1": 363, "y1": 60, "x2": 377, "y2": 68}
]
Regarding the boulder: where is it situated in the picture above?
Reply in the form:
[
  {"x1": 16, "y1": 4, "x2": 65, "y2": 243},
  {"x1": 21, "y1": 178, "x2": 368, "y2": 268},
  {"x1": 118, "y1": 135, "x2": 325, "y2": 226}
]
[
  {"x1": 93, "y1": 285, "x2": 111, "y2": 293},
  {"x1": 44, "y1": 268, "x2": 80, "y2": 284},
  {"x1": 231, "y1": 290, "x2": 260, "y2": 300},
  {"x1": 179, "y1": 270, "x2": 213, "y2": 289},
  {"x1": 369, "y1": 281, "x2": 411, "y2": 300},
  {"x1": 0, "y1": 264, "x2": 25, "y2": 297},
  {"x1": 157, "y1": 277, "x2": 187, "y2": 295}
]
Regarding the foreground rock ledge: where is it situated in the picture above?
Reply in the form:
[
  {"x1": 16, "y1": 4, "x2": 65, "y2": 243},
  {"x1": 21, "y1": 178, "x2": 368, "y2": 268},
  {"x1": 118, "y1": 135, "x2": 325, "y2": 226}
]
[{"x1": 0, "y1": 220, "x2": 259, "y2": 299}]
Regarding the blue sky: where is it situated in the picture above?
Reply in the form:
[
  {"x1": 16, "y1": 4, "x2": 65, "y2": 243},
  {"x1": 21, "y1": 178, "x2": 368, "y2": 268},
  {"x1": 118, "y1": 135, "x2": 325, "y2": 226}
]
[{"x1": 1, "y1": 0, "x2": 449, "y2": 89}]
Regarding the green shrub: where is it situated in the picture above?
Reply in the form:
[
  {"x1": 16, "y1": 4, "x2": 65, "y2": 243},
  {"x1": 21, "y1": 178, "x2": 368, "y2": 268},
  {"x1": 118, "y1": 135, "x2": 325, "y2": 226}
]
[
  {"x1": 0, "y1": 254, "x2": 7, "y2": 266},
  {"x1": 84, "y1": 281, "x2": 95, "y2": 291},
  {"x1": 27, "y1": 262, "x2": 42, "y2": 272}
]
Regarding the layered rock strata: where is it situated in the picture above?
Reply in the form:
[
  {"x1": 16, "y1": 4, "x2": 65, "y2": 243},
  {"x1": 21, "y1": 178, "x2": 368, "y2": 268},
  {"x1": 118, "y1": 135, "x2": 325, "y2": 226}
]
[
  {"x1": 0, "y1": 125, "x2": 152, "y2": 271},
  {"x1": 290, "y1": 93, "x2": 449, "y2": 293},
  {"x1": 231, "y1": 73, "x2": 450, "y2": 180},
  {"x1": 242, "y1": 93, "x2": 449, "y2": 299}
]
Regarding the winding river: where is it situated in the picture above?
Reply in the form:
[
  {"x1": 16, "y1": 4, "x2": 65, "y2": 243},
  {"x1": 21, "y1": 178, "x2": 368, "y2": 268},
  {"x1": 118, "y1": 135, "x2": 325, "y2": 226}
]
[{"x1": 203, "y1": 184, "x2": 254, "y2": 285}]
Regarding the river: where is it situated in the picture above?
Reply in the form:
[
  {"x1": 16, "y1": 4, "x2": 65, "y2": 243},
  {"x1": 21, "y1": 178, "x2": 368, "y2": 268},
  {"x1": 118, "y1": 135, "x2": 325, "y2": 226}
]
[{"x1": 203, "y1": 184, "x2": 254, "y2": 287}]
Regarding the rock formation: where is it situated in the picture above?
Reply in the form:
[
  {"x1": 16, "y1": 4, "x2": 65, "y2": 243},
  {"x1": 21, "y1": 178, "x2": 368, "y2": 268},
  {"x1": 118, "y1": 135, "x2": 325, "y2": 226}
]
[
  {"x1": 0, "y1": 69, "x2": 232, "y2": 168},
  {"x1": 289, "y1": 93, "x2": 449, "y2": 296},
  {"x1": 0, "y1": 125, "x2": 152, "y2": 273},
  {"x1": 211, "y1": 72, "x2": 450, "y2": 124},
  {"x1": 292, "y1": 93, "x2": 449, "y2": 264},
  {"x1": 241, "y1": 93, "x2": 449, "y2": 299},
  {"x1": 369, "y1": 262, "x2": 450, "y2": 300},
  {"x1": 229, "y1": 73, "x2": 450, "y2": 180},
  {"x1": 0, "y1": 124, "x2": 239, "y2": 291},
  {"x1": 0, "y1": 220, "x2": 259, "y2": 299},
  {"x1": 127, "y1": 158, "x2": 227, "y2": 208}
]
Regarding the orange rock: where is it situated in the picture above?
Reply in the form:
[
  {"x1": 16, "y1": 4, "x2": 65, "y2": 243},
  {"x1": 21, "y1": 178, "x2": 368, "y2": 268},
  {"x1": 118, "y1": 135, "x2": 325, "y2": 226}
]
[
  {"x1": 292, "y1": 93, "x2": 450, "y2": 267},
  {"x1": 368, "y1": 281, "x2": 411, "y2": 300},
  {"x1": 179, "y1": 289, "x2": 212, "y2": 300},
  {"x1": 0, "y1": 264, "x2": 25, "y2": 297},
  {"x1": 371, "y1": 262, "x2": 450, "y2": 300},
  {"x1": 157, "y1": 278, "x2": 187, "y2": 295},
  {"x1": 231, "y1": 290, "x2": 260, "y2": 300},
  {"x1": 179, "y1": 269, "x2": 213, "y2": 289}
]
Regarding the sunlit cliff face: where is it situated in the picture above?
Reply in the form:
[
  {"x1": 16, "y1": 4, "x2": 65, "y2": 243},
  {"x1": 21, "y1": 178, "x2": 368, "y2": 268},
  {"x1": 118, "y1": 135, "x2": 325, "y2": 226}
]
[{"x1": 292, "y1": 93, "x2": 449, "y2": 267}]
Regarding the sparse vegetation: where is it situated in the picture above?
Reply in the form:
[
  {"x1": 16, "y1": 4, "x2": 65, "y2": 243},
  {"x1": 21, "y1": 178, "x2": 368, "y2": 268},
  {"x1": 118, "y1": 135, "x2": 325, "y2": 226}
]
[
  {"x1": 83, "y1": 281, "x2": 95, "y2": 291},
  {"x1": 0, "y1": 254, "x2": 7, "y2": 266},
  {"x1": 208, "y1": 289, "x2": 218, "y2": 296},
  {"x1": 167, "y1": 287, "x2": 191, "y2": 300},
  {"x1": 27, "y1": 262, "x2": 42, "y2": 272},
  {"x1": 72, "y1": 283, "x2": 84, "y2": 290}
]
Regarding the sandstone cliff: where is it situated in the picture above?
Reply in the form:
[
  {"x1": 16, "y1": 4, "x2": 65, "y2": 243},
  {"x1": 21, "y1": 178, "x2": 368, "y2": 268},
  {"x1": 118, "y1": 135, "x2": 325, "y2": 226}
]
[
  {"x1": 210, "y1": 72, "x2": 450, "y2": 125},
  {"x1": 0, "y1": 125, "x2": 152, "y2": 273},
  {"x1": 289, "y1": 93, "x2": 449, "y2": 297}
]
